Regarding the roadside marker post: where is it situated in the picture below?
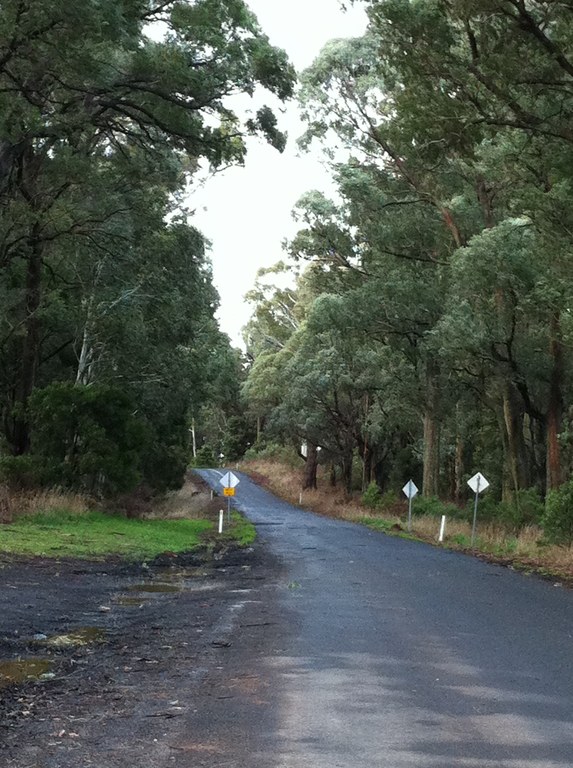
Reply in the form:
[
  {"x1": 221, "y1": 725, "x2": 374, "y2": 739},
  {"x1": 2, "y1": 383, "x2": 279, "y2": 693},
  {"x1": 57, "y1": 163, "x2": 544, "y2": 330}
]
[
  {"x1": 402, "y1": 480, "x2": 419, "y2": 532},
  {"x1": 219, "y1": 510, "x2": 224, "y2": 534},
  {"x1": 439, "y1": 515, "x2": 446, "y2": 543},
  {"x1": 467, "y1": 472, "x2": 490, "y2": 546},
  {"x1": 219, "y1": 471, "x2": 240, "y2": 524}
]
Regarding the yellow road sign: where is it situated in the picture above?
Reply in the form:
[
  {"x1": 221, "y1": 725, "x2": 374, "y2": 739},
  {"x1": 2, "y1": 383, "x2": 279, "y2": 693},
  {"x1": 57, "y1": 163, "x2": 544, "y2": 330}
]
[{"x1": 223, "y1": 487, "x2": 235, "y2": 497}]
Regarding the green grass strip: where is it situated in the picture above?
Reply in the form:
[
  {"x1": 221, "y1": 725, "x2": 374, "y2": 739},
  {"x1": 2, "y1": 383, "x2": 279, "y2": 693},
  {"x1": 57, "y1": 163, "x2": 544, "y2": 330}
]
[{"x1": 0, "y1": 510, "x2": 213, "y2": 560}]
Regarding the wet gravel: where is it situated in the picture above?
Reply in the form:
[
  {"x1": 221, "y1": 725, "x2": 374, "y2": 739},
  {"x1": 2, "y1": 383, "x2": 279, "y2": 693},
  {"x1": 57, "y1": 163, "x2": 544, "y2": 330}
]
[{"x1": 0, "y1": 545, "x2": 284, "y2": 767}]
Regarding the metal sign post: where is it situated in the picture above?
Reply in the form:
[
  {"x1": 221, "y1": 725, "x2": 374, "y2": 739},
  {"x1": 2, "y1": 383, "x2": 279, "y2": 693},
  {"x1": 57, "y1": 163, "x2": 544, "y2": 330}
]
[
  {"x1": 467, "y1": 472, "x2": 490, "y2": 546},
  {"x1": 219, "y1": 472, "x2": 240, "y2": 524},
  {"x1": 402, "y1": 480, "x2": 419, "y2": 532}
]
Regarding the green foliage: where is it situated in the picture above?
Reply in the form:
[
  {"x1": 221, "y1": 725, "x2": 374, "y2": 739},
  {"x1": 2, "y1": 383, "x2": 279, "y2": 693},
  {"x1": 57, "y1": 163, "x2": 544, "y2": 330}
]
[
  {"x1": 0, "y1": 0, "x2": 294, "y2": 496},
  {"x1": 0, "y1": 455, "x2": 41, "y2": 489},
  {"x1": 497, "y1": 489, "x2": 545, "y2": 531},
  {"x1": 142, "y1": 443, "x2": 189, "y2": 492},
  {"x1": 28, "y1": 383, "x2": 148, "y2": 495},
  {"x1": 243, "y1": 442, "x2": 300, "y2": 467},
  {"x1": 191, "y1": 446, "x2": 218, "y2": 469},
  {"x1": 413, "y1": 496, "x2": 466, "y2": 521},
  {"x1": 543, "y1": 481, "x2": 573, "y2": 545},
  {"x1": 362, "y1": 481, "x2": 382, "y2": 509},
  {"x1": 361, "y1": 484, "x2": 400, "y2": 511}
]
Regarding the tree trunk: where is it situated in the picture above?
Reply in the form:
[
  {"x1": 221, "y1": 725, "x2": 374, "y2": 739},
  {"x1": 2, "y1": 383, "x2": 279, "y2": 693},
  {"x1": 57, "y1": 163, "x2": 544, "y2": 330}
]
[
  {"x1": 358, "y1": 437, "x2": 372, "y2": 492},
  {"x1": 76, "y1": 295, "x2": 96, "y2": 386},
  {"x1": 329, "y1": 464, "x2": 337, "y2": 487},
  {"x1": 303, "y1": 442, "x2": 318, "y2": 490},
  {"x1": 502, "y1": 381, "x2": 529, "y2": 494},
  {"x1": 422, "y1": 362, "x2": 440, "y2": 497},
  {"x1": 12, "y1": 226, "x2": 43, "y2": 455},
  {"x1": 341, "y1": 451, "x2": 353, "y2": 495},
  {"x1": 454, "y1": 429, "x2": 464, "y2": 504},
  {"x1": 546, "y1": 311, "x2": 564, "y2": 491}
]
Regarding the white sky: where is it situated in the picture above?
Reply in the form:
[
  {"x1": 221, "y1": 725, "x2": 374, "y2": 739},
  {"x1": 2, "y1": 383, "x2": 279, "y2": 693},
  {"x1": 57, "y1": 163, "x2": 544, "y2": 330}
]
[{"x1": 190, "y1": 0, "x2": 368, "y2": 345}]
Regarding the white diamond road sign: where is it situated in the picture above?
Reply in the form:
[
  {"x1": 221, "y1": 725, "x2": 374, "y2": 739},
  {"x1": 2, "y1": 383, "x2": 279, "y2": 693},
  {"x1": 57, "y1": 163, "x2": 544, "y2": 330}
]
[
  {"x1": 467, "y1": 472, "x2": 490, "y2": 494},
  {"x1": 402, "y1": 480, "x2": 419, "y2": 500},
  {"x1": 220, "y1": 471, "x2": 240, "y2": 489}
]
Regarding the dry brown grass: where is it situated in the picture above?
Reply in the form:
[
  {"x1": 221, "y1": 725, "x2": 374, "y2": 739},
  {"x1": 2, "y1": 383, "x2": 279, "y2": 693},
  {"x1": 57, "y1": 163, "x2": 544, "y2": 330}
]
[
  {"x1": 145, "y1": 479, "x2": 217, "y2": 520},
  {"x1": 241, "y1": 458, "x2": 573, "y2": 582},
  {"x1": 10, "y1": 487, "x2": 92, "y2": 519}
]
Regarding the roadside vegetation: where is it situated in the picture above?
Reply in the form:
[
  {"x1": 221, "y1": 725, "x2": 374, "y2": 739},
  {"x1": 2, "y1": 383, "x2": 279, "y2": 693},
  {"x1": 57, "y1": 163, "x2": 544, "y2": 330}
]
[
  {"x1": 0, "y1": 479, "x2": 255, "y2": 560},
  {"x1": 242, "y1": 456, "x2": 573, "y2": 582},
  {"x1": 0, "y1": 509, "x2": 213, "y2": 560},
  {"x1": 239, "y1": 4, "x2": 573, "y2": 564}
]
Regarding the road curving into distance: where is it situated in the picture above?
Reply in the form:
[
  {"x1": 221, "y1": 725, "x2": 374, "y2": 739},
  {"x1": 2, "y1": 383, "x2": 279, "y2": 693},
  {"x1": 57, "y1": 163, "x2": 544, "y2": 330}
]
[{"x1": 197, "y1": 468, "x2": 573, "y2": 768}]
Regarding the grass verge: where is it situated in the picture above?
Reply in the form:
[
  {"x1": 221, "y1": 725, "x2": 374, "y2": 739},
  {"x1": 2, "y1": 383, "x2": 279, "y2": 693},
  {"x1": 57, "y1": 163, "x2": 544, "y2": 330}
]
[{"x1": 0, "y1": 510, "x2": 214, "y2": 560}]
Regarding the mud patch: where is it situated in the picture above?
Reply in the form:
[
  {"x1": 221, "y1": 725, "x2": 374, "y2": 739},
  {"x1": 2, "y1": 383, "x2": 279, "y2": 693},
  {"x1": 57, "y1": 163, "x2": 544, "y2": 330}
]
[
  {"x1": 45, "y1": 627, "x2": 106, "y2": 648},
  {"x1": 0, "y1": 659, "x2": 53, "y2": 689},
  {"x1": 115, "y1": 596, "x2": 150, "y2": 607},
  {"x1": 128, "y1": 583, "x2": 181, "y2": 593}
]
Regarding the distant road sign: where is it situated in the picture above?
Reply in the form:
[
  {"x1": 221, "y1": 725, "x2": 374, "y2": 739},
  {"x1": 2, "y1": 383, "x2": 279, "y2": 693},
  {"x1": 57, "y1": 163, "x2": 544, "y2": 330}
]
[
  {"x1": 223, "y1": 487, "x2": 235, "y2": 497},
  {"x1": 467, "y1": 473, "x2": 489, "y2": 494},
  {"x1": 402, "y1": 480, "x2": 419, "y2": 500},
  {"x1": 220, "y1": 471, "x2": 240, "y2": 489}
]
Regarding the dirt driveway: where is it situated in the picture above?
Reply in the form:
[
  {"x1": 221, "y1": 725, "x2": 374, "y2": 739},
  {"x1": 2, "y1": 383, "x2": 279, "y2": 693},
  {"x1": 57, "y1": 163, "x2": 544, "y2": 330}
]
[{"x1": 0, "y1": 542, "x2": 285, "y2": 767}]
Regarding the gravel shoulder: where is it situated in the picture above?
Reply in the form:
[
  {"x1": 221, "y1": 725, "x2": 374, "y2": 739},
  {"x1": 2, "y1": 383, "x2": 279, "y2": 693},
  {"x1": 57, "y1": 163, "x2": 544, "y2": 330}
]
[{"x1": 0, "y1": 542, "x2": 286, "y2": 767}]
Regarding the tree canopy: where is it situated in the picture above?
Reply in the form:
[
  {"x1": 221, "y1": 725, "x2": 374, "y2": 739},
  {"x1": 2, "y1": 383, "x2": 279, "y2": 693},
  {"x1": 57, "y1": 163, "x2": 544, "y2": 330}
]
[
  {"x1": 242, "y1": 1, "x2": 573, "y2": 523},
  {"x1": 0, "y1": 0, "x2": 295, "y2": 493}
]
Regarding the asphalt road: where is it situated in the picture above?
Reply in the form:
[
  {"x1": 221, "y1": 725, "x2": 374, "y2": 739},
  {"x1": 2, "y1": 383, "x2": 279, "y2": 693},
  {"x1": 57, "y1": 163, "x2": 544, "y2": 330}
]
[{"x1": 197, "y1": 469, "x2": 573, "y2": 768}]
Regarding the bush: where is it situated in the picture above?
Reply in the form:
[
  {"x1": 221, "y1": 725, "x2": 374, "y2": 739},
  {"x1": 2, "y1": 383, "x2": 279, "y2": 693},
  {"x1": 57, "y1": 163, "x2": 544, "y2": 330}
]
[
  {"x1": 543, "y1": 481, "x2": 573, "y2": 545},
  {"x1": 497, "y1": 488, "x2": 544, "y2": 531},
  {"x1": 0, "y1": 455, "x2": 43, "y2": 489},
  {"x1": 361, "y1": 481, "x2": 382, "y2": 509},
  {"x1": 143, "y1": 442, "x2": 188, "y2": 491},
  {"x1": 413, "y1": 495, "x2": 466, "y2": 521},
  {"x1": 379, "y1": 490, "x2": 399, "y2": 510},
  {"x1": 191, "y1": 445, "x2": 217, "y2": 468},
  {"x1": 243, "y1": 442, "x2": 300, "y2": 467},
  {"x1": 28, "y1": 382, "x2": 148, "y2": 495}
]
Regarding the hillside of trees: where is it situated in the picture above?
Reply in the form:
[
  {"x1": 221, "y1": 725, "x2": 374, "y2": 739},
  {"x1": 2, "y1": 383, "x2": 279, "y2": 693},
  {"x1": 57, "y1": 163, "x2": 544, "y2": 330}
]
[
  {"x1": 0, "y1": 0, "x2": 294, "y2": 495},
  {"x1": 242, "y1": 0, "x2": 573, "y2": 537}
]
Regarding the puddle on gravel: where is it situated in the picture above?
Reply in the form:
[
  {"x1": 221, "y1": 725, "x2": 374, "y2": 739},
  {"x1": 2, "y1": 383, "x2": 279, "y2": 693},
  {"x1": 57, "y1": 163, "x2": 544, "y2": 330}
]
[
  {"x1": 116, "y1": 596, "x2": 151, "y2": 606},
  {"x1": 0, "y1": 659, "x2": 53, "y2": 689},
  {"x1": 128, "y1": 583, "x2": 181, "y2": 593},
  {"x1": 45, "y1": 627, "x2": 106, "y2": 648}
]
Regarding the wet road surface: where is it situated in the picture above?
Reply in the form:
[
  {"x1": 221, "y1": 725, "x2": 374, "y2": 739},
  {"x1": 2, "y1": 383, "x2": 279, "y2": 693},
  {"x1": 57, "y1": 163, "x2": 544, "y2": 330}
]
[{"x1": 198, "y1": 469, "x2": 573, "y2": 768}]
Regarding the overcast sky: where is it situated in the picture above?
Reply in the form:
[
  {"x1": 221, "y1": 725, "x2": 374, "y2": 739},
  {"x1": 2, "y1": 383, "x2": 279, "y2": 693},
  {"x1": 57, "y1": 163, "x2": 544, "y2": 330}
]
[{"x1": 191, "y1": 1, "x2": 368, "y2": 345}]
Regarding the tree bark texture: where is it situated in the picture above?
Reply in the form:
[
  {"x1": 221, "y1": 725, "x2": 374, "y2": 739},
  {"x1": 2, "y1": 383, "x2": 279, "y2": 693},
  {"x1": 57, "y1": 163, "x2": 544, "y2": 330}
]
[
  {"x1": 303, "y1": 442, "x2": 318, "y2": 490},
  {"x1": 422, "y1": 362, "x2": 440, "y2": 497},
  {"x1": 546, "y1": 311, "x2": 564, "y2": 491},
  {"x1": 502, "y1": 381, "x2": 529, "y2": 494},
  {"x1": 12, "y1": 225, "x2": 43, "y2": 455}
]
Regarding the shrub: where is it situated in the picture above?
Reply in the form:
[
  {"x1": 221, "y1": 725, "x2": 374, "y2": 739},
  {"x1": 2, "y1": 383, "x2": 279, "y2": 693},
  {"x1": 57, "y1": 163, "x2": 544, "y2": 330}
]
[
  {"x1": 497, "y1": 488, "x2": 544, "y2": 531},
  {"x1": 413, "y1": 495, "x2": 466, "y2": 521},
  {"x1": 191, "y1": 445, "x2": 217, "y2": 468},
  {"x1": 379, "y1": 490, "x2": 399, "y2": 510},
  {"x1": 361, "y1": 481, "x2": 382, "y2": 509},
  {"x1": 243, "y1": 442, "x2": 300, "y2": 467},
  {"x1": 543, "y1": 481, "x2": 573, "y2": 545},
  {"x1": 28, "y1": 382, "x2": 148, "y2": 495},
  {"x1": 0, "y1": 454, "x2": 43, "y2": 489}
]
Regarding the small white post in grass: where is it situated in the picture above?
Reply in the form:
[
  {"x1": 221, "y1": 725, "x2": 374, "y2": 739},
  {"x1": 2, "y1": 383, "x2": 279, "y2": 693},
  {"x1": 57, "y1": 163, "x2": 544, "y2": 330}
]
[
  {"x1": 210, "y1": 489, "x2": 214, "y2": 501},
  {"x1": 439, "y1": 515, "x2": 446, "y2": 543},
  {"x1": 299, "y1": 491, "x2": 303, "y2": 505},
  {"x1": 218, "y1": 510, "x2": 224, "y2": 534}
]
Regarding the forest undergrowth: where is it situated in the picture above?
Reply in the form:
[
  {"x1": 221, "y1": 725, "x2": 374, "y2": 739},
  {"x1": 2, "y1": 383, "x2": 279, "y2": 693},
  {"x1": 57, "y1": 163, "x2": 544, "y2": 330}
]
[{"x1": 241, "y1": 459, "x2": 573, "y2": 584}]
